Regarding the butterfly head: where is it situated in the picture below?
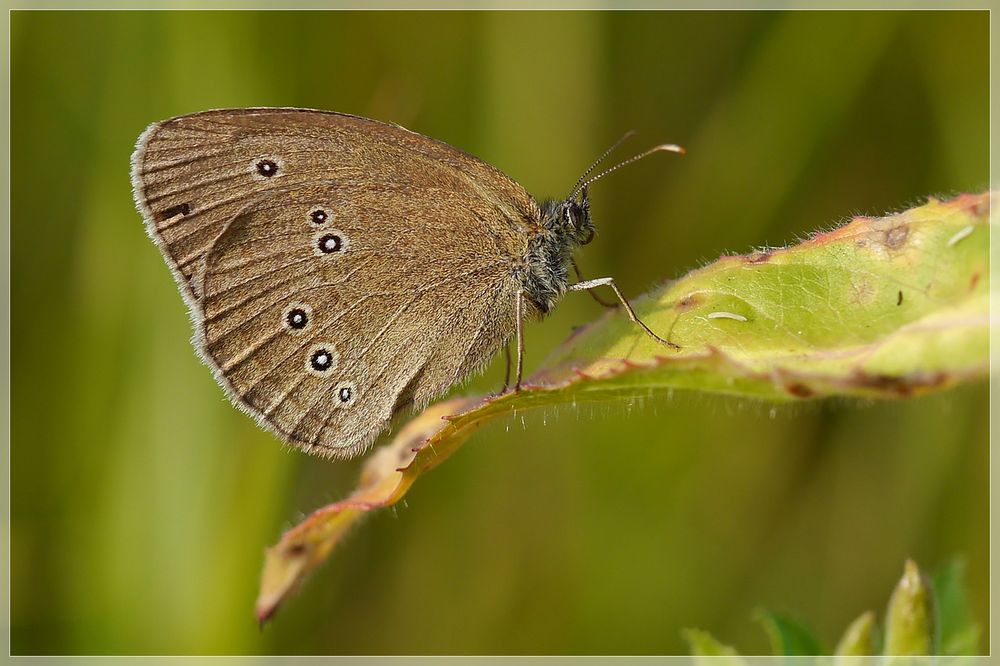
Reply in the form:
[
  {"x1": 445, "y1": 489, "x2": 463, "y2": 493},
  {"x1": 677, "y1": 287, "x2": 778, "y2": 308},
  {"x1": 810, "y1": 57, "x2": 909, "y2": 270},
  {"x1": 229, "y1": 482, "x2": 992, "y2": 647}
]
[
  {"x1": 522, "y1": 136, "x2": 684, "y2": 313},
  {"x1": 541, "y1": 189, "x2": 596, "y2": 247},
  {"x1": 543, "y1": 135, "x2": 685, "y2": 250}
]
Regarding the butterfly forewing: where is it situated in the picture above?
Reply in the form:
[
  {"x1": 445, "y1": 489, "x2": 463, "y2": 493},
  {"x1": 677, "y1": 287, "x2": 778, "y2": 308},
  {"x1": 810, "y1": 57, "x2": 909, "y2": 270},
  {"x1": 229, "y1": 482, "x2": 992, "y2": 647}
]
[{"x1": 132, "y1": 108, "x2": 536, "y2": 303}]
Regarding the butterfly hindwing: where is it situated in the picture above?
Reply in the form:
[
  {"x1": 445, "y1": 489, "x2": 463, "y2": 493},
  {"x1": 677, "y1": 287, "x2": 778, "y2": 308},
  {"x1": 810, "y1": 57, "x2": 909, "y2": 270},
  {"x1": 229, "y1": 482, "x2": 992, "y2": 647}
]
[{"x1": 198, "y1": 182, "x2": 521, "y2": 458}]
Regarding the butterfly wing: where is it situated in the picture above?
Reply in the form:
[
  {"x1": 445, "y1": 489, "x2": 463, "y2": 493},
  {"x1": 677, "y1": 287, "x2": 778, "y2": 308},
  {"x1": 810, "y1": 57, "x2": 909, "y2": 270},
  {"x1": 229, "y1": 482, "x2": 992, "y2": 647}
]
[
  {"x1": 131, "y1": 107, "x2": 538, "y2": 302},
  {"x1": 132, "y1": 109, "x2": 540, "y2": 458},
  {"x1": 200, "y1": 182, "x2": 522, "y2": 458}
]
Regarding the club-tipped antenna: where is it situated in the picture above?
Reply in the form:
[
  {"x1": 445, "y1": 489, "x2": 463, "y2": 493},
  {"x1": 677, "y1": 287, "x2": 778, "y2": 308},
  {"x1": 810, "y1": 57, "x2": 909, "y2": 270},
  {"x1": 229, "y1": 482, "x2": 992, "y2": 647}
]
[
  {"x1": 569, "y1": 143, "x2": 686, "y2": 200},
  {"x1": 569, "y1": 130, "x2": 637, "y2": 200}
]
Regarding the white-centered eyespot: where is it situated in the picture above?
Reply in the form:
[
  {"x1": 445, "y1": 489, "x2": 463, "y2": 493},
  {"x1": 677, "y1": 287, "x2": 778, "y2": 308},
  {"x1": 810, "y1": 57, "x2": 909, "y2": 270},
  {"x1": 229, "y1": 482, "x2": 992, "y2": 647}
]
[
  {"x1": 312, "y1": 228, "x2": 350, "y2": 257},
  {"x1": 333, "y1": 381, "x2": 357, "y2": 408},
  {"x1": 251, "y1": 155, "x2": 284, "y2": 180},
  {"x1": 308, "y1": 207, "x2": 331, "y2": 226},
  {"x1": 305, "y1": 343, "x2": 339, "y2": 376},
  {"x1": 282, "y1": 302, "x2": 313, "y2": 335}
]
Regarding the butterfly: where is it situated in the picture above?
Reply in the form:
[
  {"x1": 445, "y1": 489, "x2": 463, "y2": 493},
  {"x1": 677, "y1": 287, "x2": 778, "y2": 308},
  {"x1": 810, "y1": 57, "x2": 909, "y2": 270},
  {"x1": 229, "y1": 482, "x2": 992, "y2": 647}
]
[{"x1": 131, "y1": 108, "x2": 682, "y2": 459}]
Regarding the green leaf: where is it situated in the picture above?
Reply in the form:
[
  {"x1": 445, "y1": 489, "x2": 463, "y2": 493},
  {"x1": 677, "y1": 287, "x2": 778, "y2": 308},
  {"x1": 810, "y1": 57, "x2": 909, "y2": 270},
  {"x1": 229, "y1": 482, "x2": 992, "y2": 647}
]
[
  {"x1": 884, "y1": 560, "x2": 934, "y2": 656},
  {"x1": 257, "y1": 193, "x2": 989, "y2": 621},
  {"x1": 932, "y1": 558, "x2": 981, "y2": 655},
  {"x1": 682, "y1": 628, "x2": 746, "y2": 665},
  {"x1": 535, "y1": 192, "x2": 988, "y2": 401},
  {"x1": 753, "y1": 608, "x2": 825, "y2": 656}
]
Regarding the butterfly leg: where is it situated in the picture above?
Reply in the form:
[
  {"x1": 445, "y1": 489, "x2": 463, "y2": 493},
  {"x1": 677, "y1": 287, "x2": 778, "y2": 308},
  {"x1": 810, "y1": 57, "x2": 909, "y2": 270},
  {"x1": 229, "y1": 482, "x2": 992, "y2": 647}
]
[
  {"x1": 513, "y1": 289, "x2": 526, "y2": 391},
  {"x1": 567, "y1": 277, "x2": 681, "y2": 349},
  {"x1": 571, "y1": 257, "x2": 617, "y2": 309},
  {"x1": 500, "y1": 343, "x2": 512, "y2": 393}
]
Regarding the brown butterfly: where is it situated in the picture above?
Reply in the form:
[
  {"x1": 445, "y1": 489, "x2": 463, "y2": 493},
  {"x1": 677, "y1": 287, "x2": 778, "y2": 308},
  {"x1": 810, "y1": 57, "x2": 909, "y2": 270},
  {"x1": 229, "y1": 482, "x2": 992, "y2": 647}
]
[{"x1": 131, "y1": 108, "x2": 682, "y2": 459}]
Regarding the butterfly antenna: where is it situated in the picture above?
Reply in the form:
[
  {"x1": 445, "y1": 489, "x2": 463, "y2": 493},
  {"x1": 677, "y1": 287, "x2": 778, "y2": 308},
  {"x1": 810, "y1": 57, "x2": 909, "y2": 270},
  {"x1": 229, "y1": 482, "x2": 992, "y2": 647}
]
[
  {"x1": 570, "y1": 143, "x2": 685, "y2": 198},
  {"x1": 569, "y1": 130, "x2": 637, "y2": 200}
]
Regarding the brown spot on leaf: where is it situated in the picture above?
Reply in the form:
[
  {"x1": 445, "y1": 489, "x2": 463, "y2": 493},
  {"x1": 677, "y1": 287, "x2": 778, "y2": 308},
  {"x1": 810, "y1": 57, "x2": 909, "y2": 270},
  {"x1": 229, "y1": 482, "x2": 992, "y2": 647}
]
[
  {"x1": 897, "y1": 290, "x2": 903, "y2": 306},
  {"x1": 849, "y1": 279, "x2": 877, "y2": 306},
  {"x1": 675, "y1": 294, "x2": 701, "y2": 311},
  {"x1": 852, "y1": 370, "x2": 947, "y2": 397},
  {"x1": 785, "y1": 382, "x2": 815, "y2": 398},
  {"x1": 883, "y1": 224, "x2": 909, "y2": 249},
  {"x1": 970, "y1": 271, "x2": 981, "y2": 291}
]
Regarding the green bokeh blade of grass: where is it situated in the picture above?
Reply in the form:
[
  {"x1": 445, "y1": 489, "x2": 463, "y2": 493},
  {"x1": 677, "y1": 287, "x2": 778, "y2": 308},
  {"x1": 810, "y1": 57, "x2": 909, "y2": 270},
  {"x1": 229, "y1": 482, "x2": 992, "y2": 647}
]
[{"x1": 932, "y1": 559, "x2": 981, "y2": 656}]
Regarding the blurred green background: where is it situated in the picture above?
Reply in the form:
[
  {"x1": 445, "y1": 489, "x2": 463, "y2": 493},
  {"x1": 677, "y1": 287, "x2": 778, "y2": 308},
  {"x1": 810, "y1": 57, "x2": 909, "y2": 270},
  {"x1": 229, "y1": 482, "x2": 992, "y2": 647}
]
[{"x1": 11, "y1": 10, "x2": 988, "y2": 655}]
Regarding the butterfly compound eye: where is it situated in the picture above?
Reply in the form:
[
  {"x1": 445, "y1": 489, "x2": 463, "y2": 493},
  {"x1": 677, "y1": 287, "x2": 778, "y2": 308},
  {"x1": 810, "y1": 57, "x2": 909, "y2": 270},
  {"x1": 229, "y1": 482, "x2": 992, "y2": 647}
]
[
  {"x1": 562, "y1": 202, "x2": 585, "y2": 229},
  {"x1": 563, "y1": 206, "x2": 574, "y2": 226}
]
